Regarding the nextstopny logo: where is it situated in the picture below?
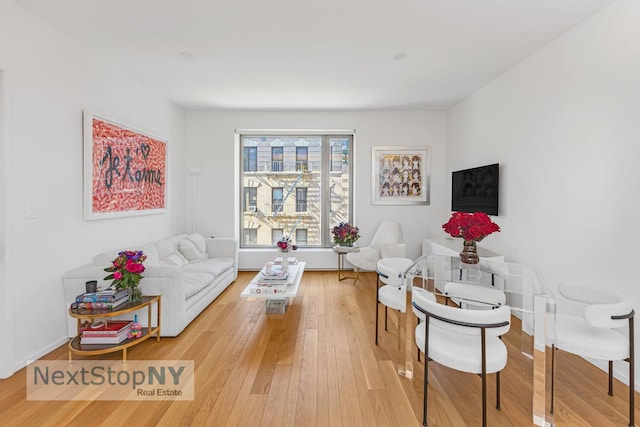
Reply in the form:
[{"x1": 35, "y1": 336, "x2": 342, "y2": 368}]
[{"x1": 26, "y1": 360, "x2": 194, "y2": 401}]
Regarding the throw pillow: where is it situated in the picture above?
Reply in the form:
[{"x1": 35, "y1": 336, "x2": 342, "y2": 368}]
[
  {"x1": 138, "y1": 244, "x2": 160, "y2": 266},
  {"x1": 161, "y1": 252, "x2": 189, "y2": 267},
  {"x1": 178, "y1": 239, "x2": 209, "y2": 263},
  {"x1": 187, "y1": 233, "x2": 207, "y2": 254}
]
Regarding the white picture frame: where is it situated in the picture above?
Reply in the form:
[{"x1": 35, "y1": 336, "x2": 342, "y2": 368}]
[
  {"x1": 83, "y1": 111, "x2": 168, "y2": 220},
  {"x1": 371, "y1": 145, "x2": 430, "y2": 205}
]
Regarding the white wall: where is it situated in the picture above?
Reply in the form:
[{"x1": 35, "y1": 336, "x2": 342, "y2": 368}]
[
  {"x1": 185, "y1": 110, "x2": 448, "y2": 270},
  {"x1": 448, "y1": 0, "x2": 640, "y2": 386},
  {"x1": 0, "y1": 0, "x2": 186, "y2": 376}
]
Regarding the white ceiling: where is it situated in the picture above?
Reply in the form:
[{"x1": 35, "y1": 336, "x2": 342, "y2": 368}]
[{"x1": 14, "y1": 0, "x2": 615, "y2": 110}]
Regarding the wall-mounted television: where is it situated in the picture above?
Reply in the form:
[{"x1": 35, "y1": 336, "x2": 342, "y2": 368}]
[{"x1": 451, "y1": 163, "x2": 499, "y2": 216}]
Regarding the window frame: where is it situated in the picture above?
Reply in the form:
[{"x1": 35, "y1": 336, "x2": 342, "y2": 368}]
[{"x1": 238, "y1": 132, "x2": 354, "y2": 248}]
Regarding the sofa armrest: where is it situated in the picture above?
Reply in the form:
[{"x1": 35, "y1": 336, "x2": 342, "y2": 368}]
[{"x1": 205, "y1": 237, "x2": 238, "y2": 277}]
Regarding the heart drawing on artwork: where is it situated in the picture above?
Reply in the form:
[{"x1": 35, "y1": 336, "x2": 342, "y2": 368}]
[{"x1": 140, "y1": 143, "x2": 151, "y2": 159}]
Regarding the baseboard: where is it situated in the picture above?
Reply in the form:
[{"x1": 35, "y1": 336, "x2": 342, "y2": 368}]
[{"x1": 13, "y1": 336, "x2": 69, "y2": 374}]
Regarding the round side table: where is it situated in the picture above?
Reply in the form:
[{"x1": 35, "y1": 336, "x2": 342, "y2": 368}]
[{"x1": 332, "y1": 245, "x2": 360, "y2": 282}]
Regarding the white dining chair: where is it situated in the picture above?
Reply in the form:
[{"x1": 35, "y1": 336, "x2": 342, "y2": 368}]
[
  {"x1": 375, "y1": 257, "x2": 415, "y2": 342},
  {"x1": 551, "y1": 283, "x2": 635, "y2": 426},
  {"x1": 412, "y1": 290, "x2": 511, "y2": 427}
]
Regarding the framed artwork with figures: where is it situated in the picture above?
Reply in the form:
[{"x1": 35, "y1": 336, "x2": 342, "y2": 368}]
[
  {"x1": 83, "y1": 111, "x2": 168, "y2": 220},
  {"x1": 371, "y1": 146, "x2": 430, "y2": 205}
]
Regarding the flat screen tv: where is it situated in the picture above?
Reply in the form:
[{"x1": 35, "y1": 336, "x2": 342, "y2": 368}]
[{"x1": 451, "y1": 163, "x2": 499, "y2": 216}]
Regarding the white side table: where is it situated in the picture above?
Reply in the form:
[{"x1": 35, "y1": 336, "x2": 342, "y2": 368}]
[{"x1": 332, "y1": 245, "x2": 359, "y2": 282}]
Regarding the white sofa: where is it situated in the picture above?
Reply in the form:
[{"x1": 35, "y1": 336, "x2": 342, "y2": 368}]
[{"x1": 63, "y1": 233, "x2": 238, "y2": 337}]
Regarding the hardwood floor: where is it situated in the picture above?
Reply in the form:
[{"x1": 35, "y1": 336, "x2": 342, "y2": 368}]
[{"x1": 1, "y1": 270, "x2": 638, "y2": 426}]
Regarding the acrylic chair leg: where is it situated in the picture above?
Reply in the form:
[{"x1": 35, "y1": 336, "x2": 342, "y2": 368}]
[
  {"x1": 375, "y1": 277, "x2": 380, "y2": 345},
  {"x1": 628, "y1": 315, "x2": 634, "y2": 427},
  {"x1": 417, "y1": 318, "x2": 421, "y2": 362},
  {"x1": 481, "y1": 330, "x2": 487, "y2": 427},
  {"x1": 630, "y1": 355, "x2": 635, "y2": 427},
  {"x1": 551, "y1": 344, "x2": 555, "y2": 415},
  {"x1": 375, "y1": 302, "x2": 379, "y2": 345}
]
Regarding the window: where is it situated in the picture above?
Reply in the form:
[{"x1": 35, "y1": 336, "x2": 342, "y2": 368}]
[
  {"x1": 244, "y1": 228, "x2": 257, "y2": 245},
  {"x1": 272, "y1": 228, "x2": 283, "y2": 244},
  {"x1": 296, "y1": 229, "x2": 308, "y2": 246},
  {"x1": 272, "y1": 147, "x2": 283, "y2": 172},
  {"x1": 243, "y1": 147, "x2": 257, "y2": 172},
  {"x1": 272, "y1": 187, "x2": 283, "y2": 213},
  {"x1": 244, "y1": 188, "x2": 257, "y2": 212},
  {"x1": 296, "y1": 187, "x2": 307, "y2": 212},
  {"x1": 240, "y1": 134, "x2": 353, "y2": 248},
  {"x1": 296, "y1": 146, "x2": 308, "y2": 172}
]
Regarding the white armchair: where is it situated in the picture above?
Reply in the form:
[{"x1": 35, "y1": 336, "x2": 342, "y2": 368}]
[{"x1": 346, "y1": 220, "x2": 405, "y2": 278}]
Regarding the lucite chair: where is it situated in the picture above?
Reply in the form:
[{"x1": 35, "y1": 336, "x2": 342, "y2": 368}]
[
  {"x1": 412, "y1": 290, "x2": 511, "y2": 427},
  {"x1": 551, "y1": 283, "x2": 635, "y2": 426}
]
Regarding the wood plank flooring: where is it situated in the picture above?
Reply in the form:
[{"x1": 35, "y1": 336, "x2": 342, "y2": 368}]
[{"x1": 1, "y1": 270, "x2": 638, "y2": 426}]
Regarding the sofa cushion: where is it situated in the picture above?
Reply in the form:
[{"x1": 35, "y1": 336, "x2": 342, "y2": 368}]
[
  {"x1": 183, "y1": 272, "x2": 215, "y2": 299},
  {"x1": 138, "y1": 244, "x2": 160, "y2": 266},
  {"x1": 161, "y1": 251, "x2": 189, "y2": 267},
  {"x1": 154, "y1": 234, "x2": 188, "y2": 259},
  {"x1": 93, "y1": 250, "x2": 121, "y2": 266},
  {"x1": 187, "y1": 233, "x2": 207, "y2": 253},
  {"x1": 183, "y1": 257, "x2": 234, "y2": 277},
  {"x1": 179, "y1": 238, "x2": 209, "y2": 263}
]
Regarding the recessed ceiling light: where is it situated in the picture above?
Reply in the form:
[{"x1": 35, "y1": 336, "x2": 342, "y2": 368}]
[
  {"x1": 180, "y1": 51, "x2": 194, "y2": 61},
  {"x1": 394, "y1": 53, "x2": 407, "y2": 61}
]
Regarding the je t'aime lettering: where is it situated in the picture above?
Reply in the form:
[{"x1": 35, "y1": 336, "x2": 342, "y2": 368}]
[{"x1": 91, "y1": 118, "x2": 167, "y2": 214}]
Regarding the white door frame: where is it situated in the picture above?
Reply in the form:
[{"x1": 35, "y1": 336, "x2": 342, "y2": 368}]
[{"x1": 0, "y1": 68, "x2": 16, "y2": 378}]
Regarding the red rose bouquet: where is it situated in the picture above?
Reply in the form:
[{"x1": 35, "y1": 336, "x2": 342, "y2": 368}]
[
  {"x1": 442, "y1": 212, "x2": 500, "y2": 242},
  {"x1": 104, "y1": 250, "x2": 147, "y2": 302},
  {"x1": 277, "y1": 236, "x2": 297, "y2": 252}
]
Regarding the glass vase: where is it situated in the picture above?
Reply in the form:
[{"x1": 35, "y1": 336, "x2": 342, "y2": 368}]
[
  {"x1": 460, "y1": 240, "x2": 480, "y2": 265},
  {"x1": 129, "y1": 285, "x2": 142, "y2": 303},
  {"x1": 281, "y1": 253, "x2": 289, "y2": 271}
]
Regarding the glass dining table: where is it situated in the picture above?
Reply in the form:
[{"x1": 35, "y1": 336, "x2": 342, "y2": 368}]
[{"x1": 395, "y1": 254, "x2": 556, "y2": 426}]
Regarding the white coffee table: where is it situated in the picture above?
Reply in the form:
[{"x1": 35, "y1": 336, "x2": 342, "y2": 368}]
[{"x1": 240, "y1": 262, "x2": 306, "y2": 313}]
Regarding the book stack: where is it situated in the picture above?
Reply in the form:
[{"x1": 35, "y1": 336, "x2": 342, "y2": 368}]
[
  {"x1": 71, "y1": 289, "x2": 129, "y2": 311},
  {"x1": 250, "y1": 267, "x2": 289, "y2": 294},
  {"x1": 80, "y1": 320, "x2": 134, "y2": 344},
  {"x1": 258, "y1": 268, "x2": 289, "y2": 285}
]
